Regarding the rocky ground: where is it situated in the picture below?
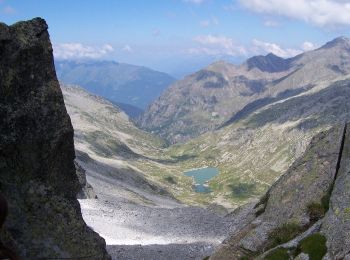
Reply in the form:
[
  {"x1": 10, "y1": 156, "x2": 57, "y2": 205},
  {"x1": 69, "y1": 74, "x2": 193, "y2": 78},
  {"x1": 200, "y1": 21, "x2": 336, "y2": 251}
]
[{"x1": 78, "y1": 164, "x2": 236, "y2": 260}]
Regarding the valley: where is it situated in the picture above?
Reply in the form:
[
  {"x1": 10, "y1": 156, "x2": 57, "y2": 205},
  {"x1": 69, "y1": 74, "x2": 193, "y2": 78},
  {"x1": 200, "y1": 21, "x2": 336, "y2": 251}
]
[
  {"x1": 56, "y1": 60, "x2": 176, "y2": 110},
  {"x1": 62, "y1": 37, "x2": 350, "y2": 209},
  {"x1": 61, "y1": 85, "x2": 237, "y2": 259},
  {"x1": 3, "y1": 4, "x2": 350, "y2": 259},
  {"x1": 61, "y1": 58, "x2": 350, "y2": 258}
]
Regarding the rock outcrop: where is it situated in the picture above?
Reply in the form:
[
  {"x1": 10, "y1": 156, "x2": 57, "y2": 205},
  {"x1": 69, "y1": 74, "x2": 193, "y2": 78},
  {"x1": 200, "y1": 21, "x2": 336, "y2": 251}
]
[
  {"x1": 0, "y1": 18, "x2": 110, "y2": 259},
  {"x1": 211, "y1": 123, "x2": 350, "y2": 259},
  {"x1": 75, "y1": 161, "x2": 97, "y2": 199}
]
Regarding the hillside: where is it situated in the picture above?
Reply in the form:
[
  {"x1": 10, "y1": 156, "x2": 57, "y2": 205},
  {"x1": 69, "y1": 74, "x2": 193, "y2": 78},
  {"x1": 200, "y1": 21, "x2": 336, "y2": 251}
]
[
  {"x1": 162, "y1": 75, "x2": 350, "y2": 207},
  {"x1": 56, "y1": 60, "x2": 176, "y2": 109},
  {"x1": 61, "y1": 84, "x2": 216, "y2": 206},
  {"x1": 211, "y1": 123, "x2": 350, "y2": 259},
  {"x1": 62, "y1": 84, "x2": 240, "y2": 259},
  {"x1": 140, "y1": 37, "x2": 350, "y2": 143}
]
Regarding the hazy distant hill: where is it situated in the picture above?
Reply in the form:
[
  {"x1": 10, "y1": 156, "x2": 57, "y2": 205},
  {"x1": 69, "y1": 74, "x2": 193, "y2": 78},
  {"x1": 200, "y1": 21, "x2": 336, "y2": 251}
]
[
  {"x1": 140, "y1": 37, "x2": 350, "y2": 143},
  {"x1": 55, "y1": 60, "x2": 176, "y2": 109},
  {"x1": 112, "y1": 101, "x2": 144, "y2": 119},
  {"x1": 59, "y1": 39, "x2": 350, "y2": 208},
  {"x1": 61, "y1": 84, "x2": 212, "y2": 206}
]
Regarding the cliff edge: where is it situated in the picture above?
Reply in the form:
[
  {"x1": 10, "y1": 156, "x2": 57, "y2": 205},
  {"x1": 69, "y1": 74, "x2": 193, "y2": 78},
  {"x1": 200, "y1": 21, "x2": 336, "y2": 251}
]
[
  {"x1": 211, "y1": 123, "x2": 350, "y2": 259},
  {"x1": 0, "y1": 18, "x2": 110, "y2": 259}
]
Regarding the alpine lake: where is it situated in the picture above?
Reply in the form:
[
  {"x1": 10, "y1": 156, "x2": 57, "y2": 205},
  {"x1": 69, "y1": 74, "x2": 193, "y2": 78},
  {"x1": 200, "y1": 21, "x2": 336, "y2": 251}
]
[{"x1": 184, "y1": 167, "x2": 219, "y2": 193}]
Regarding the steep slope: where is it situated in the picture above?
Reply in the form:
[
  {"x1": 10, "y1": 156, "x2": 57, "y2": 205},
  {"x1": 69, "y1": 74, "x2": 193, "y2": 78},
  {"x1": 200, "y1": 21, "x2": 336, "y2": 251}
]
[
  {"x1": 164, "y1": 75, "x2": 350, "y2": 207},
  {"x1": 211, "y1": 123, "x2": 350, "y2": 259},
  {"x1": 140, "y1": 37, "x2": 350, "y2": 143},
  {"x1": 61, "y1": 84, "x2": 212, "y2": 206},
  {"x1": 113, "y1": 101, "x2": 144, "y2": 119},
  {"x1": 0, "y1": 18, "x2": 109, "y2": 259},
  {"x1": 55, "y1": 60, "x2": 176, "y2": 109},
  {"x1": 62, "y1": 85, "x2": 240, "y2": 260}
]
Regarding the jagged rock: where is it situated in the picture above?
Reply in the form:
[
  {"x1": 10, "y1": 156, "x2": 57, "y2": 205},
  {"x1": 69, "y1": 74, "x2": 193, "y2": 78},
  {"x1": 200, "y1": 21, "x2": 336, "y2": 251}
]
[
  {"x1": 75, "y1": 161, "x2": 97, "y2": 199},
  {"x1": 211, "y1": 124, "x2": 346, "y2": 259},
  {"x1": 206, "y1": 203, "x2": 229, "y2": 216},
  {"x1": 295, "y1": 253, "x2": 310, "y2": 260},
  {"x1": 0, "y1": 18, "x2": 110, "y2": 259},
  {"x1": 321, "y1": 122, "x2": 350, "y2": 259}
]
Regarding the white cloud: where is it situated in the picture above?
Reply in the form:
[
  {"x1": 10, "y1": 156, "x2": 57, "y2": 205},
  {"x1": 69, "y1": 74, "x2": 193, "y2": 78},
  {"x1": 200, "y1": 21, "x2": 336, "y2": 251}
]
[
  {"x1": 53, "y1": 43, "x2": 114, "y2": 59},
  {"x1": 302, "y1": 41, "x2": 317, "y2": 51},
  {"x1": 252, "y1": 39, "x2": 302, "y2": 58},
  {"x1": 240, "y1": 0, "x2": 350, "y2": 27},
  {"x1": 191, "y1": 35, "x2": 247, "y2": 56},
  {"x1": 251, "y1": 39, "x2": 317, "y2": 57},
  {"x1": 122, "y1": 45, "x2": 133, "y2": 53},
  {"x1": 189, "y1": 34, "x2": 317, "y2": 58}
]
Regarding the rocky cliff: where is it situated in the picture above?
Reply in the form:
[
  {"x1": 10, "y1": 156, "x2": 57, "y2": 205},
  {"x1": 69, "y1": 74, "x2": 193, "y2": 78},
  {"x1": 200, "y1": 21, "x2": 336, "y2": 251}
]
[
  {"x1": 0, "y1": 18, "x2": 110, "y2": 259},
  {"x1": 211, "y1": 123, "x2": 350, "y2": 259}
]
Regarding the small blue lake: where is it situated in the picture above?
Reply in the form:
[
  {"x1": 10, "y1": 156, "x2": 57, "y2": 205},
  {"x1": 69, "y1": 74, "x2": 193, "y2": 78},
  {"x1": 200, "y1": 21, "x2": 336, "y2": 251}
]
[{"x1": 184, "y1": 167, "x2": 219, "y2": 193}]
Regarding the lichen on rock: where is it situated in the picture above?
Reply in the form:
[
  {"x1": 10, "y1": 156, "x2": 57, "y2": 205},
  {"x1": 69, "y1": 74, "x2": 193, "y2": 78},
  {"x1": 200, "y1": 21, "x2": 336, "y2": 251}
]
[
  {"x1": 210, "y1": 124, "x2": 347, "y2": 259},
  {"x1": 0, "y1": 18, "x2": 110, "y2": 259}
]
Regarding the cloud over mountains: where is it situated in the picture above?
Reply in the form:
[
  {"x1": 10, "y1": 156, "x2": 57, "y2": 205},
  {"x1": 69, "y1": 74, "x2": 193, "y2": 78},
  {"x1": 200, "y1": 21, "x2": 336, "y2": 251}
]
[{"x1": 240, "y1": 0, "x2": 350, "y2": 27}]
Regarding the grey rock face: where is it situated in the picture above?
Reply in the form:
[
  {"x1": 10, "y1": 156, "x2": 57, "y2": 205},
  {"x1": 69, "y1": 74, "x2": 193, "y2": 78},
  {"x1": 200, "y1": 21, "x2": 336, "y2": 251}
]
[
  {"x1": 0, "y1": 18, "x2": 110, "y2": 259},
  {"x1": 75, "y1": 161, "x2": 97, "y2": 199},
  {"x1": 211, "y1": 124, "x2": 347, "y2": 259},
  {"x1": 321, "y1": 123, "x2": 350, "y2": 259}
]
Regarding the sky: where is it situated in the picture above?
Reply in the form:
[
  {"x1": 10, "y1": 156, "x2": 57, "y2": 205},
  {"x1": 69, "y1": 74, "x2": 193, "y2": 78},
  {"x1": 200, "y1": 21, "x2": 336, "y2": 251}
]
[{"x1": 1, "y1": 0, "x2": 350, "y2": 77}]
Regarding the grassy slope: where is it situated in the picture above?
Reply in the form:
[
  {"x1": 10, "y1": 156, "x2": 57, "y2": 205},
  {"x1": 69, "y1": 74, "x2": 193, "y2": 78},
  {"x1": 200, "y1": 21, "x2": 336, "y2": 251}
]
[
  {"x1": 62, "y1": 84, "x2": 211, "y2": 205},
  {"x1": 164, "y1": 76, "x2": 350, "y2": 207},
  {"x1": 62, "y1": 76, "x2": 350, "y2": 208}
]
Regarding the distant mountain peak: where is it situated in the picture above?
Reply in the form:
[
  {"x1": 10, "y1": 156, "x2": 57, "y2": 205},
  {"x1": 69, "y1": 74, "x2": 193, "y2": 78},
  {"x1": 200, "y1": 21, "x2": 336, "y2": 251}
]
[
  {"x1": 205, "y1": 60, "x2": 236, "y2": 73},
  {"x1": 210, "y1": 60, "x2": 231, "y2": 65},
  {"x1": 56, "y1": 59, "x2": 119, "y2": 66},
  {"x1": 322, "y1": 36, "x2": 350, "y2": 49},
  {"x1": 245, "y1": 52, "x2": 290, "y2": 73},
  {"x1": 55, "y1": 59, "x2": 176, "y2": 109}
]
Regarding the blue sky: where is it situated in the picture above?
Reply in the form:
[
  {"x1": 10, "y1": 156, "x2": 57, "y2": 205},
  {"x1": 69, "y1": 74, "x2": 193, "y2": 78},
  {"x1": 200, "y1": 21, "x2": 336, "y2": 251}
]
[{"x1": 1, "y1": 0, "x2": 350, "y2": 77}]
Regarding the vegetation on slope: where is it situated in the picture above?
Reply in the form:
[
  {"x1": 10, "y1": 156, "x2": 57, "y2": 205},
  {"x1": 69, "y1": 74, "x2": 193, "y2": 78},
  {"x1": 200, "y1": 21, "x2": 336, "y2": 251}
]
[{"x1": 64, "y1": 74, "x2": 350, "y2": 208}]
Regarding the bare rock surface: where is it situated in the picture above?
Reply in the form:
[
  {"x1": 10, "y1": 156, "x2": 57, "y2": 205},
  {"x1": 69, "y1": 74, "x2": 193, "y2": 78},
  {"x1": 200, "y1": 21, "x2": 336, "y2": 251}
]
[
  {"x1": 77, "y1": 153, "x2": 237, "y2": 260},
  {"x1": 107, "y1": 243, "x2": 215, "y2": 260},
  {"x1": 321, "y1": 122, "x2": 350, "y2": 259},
  {"x1": 75, "y1": 160, "x2": 97, "y2": 199},
  {"x1": 211, "y1": 124, "x2": 348, "y2": 259},
  {"x1": 0, "y1": 18, "x2": 109, "y2": 259}
]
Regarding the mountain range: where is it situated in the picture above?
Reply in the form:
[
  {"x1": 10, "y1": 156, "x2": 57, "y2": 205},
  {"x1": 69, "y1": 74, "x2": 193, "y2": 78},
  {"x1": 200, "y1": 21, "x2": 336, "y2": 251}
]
[
  {"x1": 140, "y1": 37, "x2": 350, "y2": 143},
  {"x1": 4, "y1": 16, "x2": 350, "y2": 260},
  {"x1": 55, "y1": 59, "x2": 176, "y2": 109},
  {"x1": 60, "y1": 36, "x2": 350, "y2": 209}
]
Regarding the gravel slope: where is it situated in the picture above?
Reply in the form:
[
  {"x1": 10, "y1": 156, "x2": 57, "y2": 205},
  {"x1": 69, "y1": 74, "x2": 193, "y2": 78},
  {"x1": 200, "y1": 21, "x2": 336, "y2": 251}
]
[{"x1": 78, "y1": 158, "x2": 236, "y2": 260}]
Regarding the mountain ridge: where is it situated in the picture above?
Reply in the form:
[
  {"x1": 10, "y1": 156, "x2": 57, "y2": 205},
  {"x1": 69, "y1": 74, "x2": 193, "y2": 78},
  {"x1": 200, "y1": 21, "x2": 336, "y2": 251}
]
[
  {"x1": 140, "y1": 36, "x2": 350, "y2": 143},
  {"x1": 55, "y1": 59, "x2": 176, "y2": 109}
]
